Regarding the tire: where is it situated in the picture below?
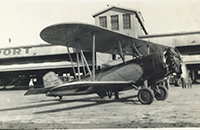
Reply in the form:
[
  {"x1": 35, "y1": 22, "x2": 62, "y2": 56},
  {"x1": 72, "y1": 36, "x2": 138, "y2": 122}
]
[
  {"x1": 138, "y1": 88, "x2": 154, "y2": 105},
  {"x1": 155, "y1": 85, "x2": 168, "y2": 100}
]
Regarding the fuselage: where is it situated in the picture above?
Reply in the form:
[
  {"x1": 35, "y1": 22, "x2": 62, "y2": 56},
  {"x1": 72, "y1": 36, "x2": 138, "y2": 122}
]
[
  {"x1": 81, "y1": 53, "x2": 167, "y2": 86},
  {"x1": 47, "y1": 53, "x2": 168, "y2": 96}
]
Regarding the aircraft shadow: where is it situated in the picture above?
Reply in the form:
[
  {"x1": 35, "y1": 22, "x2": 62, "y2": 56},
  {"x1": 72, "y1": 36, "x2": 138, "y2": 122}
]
[
  {"x1": 28, "y1": 92, "x2": 127, "y2": 103},
  {"x1": 26, "y1": 95, "x2": 99, "y2": 104},
  {"x1": 25, "y1": 92, "x2": 129, "y2": 104},
  {"x1": 34, "y1": 95, "x2": 139, "y2": 114},
  {"x1": 0, "y1": 95, "x2": 139, "y2": 114},
  {"x1": 0, "y1": 95, "x2": 99, "y2": 112}
]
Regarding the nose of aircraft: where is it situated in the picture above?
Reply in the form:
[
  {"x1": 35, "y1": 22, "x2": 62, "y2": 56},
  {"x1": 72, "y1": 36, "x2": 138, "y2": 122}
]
[{"x1": 165, "y1": 47, "x2": 182, "y2": 74}]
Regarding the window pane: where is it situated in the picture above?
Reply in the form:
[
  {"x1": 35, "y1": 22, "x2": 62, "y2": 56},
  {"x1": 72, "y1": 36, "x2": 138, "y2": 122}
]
[
  {"x1": 123, "y1": 14, "x2": 131, "y2": 29},
  {"x1": 111, "y1": 15, "x2": 119, "y2": 30},
  {"x1": 99, "y1": 16, "x2": 107, "y2": 28}
]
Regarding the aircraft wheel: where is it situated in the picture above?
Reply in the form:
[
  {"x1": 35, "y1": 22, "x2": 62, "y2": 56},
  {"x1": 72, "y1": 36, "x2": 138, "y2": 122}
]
[
  {"x1": 138, "y1": 88, "x2": 154, "y2": 105},
  {"x1": 155, "y1": 85, "x2": 168, "y2": 100}
]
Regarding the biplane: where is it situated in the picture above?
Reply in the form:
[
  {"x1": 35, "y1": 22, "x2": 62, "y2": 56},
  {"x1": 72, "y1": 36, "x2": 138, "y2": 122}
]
[{"x1": 25, "y1": 23, "x2": 182, "y2": 104}]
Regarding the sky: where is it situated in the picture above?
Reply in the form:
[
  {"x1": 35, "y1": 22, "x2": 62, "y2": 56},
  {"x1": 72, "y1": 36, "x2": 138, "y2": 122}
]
[{"x1": 0, "y1": 0, "x2": 200, "y2": 48}]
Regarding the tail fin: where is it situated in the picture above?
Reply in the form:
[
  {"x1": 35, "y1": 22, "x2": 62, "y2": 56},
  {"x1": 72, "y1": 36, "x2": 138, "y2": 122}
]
[{"x1": 43, "y1": 71, "x2": 64, "y2": 88}]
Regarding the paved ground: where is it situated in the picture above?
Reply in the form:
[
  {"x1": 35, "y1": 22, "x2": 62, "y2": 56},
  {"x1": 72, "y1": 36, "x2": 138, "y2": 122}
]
[{"x1": 0, "y1": 85, "x2": 200, "y2": 129}]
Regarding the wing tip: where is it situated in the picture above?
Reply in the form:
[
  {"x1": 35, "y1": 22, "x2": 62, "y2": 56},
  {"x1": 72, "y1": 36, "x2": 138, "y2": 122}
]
[{"x1": 24, "y1": 88, "x2": 35, "y2": 95}]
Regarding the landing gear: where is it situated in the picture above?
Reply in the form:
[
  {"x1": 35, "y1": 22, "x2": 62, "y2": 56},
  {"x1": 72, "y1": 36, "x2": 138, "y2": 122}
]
[
  {"x1": 106, "y1": 91, "x2": 112, "y2": 98},
  {"x1": 174, "y1": 78, "x2": 182, "y2": 87},
  {"x1": 154, "y1": 85, "x2": 168, "y2": 100},
  {"x1": 59, "y1": 96, "x2": 63, "y2": 100},
  {"x1": 106, "y1": 91, "x2": 119, "y2": 99},
  {"x1": 138, "y1": 87, "x2": 154, "y2": 104},
  {"x1": 114, "y1": 91, "x2": 119, "y2": 99}
]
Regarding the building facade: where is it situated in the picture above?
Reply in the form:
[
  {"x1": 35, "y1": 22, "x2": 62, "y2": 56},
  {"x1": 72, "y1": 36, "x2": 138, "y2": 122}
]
[
  {"x1": 0, "y1": 45, "x2": 92, "y2": 89},
  {"x1": 93, "y1": 6, "x2": 148, "y2": 38}
]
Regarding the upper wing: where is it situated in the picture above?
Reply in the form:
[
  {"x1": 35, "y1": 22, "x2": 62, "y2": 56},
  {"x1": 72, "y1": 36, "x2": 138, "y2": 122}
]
[{"x1": 40, "y1": 23, "x2": 169, "y2": 56}]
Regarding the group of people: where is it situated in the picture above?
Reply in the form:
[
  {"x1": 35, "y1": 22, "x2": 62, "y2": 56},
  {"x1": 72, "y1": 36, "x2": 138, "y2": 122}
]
[
  {"x1": 181, "y1": 77, "x2": 192, "y2": 89},
  {"x1": 181, "y1": 70, "x2": 193, "y2": 89}
]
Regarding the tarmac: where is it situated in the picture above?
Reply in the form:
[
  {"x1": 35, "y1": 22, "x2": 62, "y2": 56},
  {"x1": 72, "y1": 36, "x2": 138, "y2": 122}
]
[{"x1": 0, "y1": 84, "x2": 200, "y2": 129}]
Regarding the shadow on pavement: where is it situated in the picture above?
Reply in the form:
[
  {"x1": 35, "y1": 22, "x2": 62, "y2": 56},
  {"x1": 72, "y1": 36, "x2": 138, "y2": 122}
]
[
  {"x1": 34, "y1": 95, "x2": 139, "y2": 114},
  {"x1": 0, "y1": 94, "x2": 139, "y2": 114}
]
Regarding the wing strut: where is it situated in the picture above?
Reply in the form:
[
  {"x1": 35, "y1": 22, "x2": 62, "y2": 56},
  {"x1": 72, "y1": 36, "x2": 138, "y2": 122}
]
[
  {"x1": 131, "y1": 42, "x2": 142, "y2": 58},
  {"x1": 147, "y1": 45, "x2": 150, "y2": 54},
  {"x1": 118, "y1": 40, "x2": 125, "y2": 63},
  {"x1": 92, "y1": 32, "x2": 96, "y2": 81},
  {"x1": 77, "y1": 43, "x2": 93, "y2": 79},
  {"x1": 81, "y1": 54, "x2": 86, "y2": 75},
  {"x1": 75, "y1": 47, "x2": 81, "y2": 81},
  {"x1": 66, "y1": 46, "x2": 77, "y2": 81}
]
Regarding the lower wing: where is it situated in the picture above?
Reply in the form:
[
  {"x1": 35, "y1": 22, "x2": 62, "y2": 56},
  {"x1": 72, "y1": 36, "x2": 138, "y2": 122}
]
[{"x1": 47, "y1": 81, "x2": 137, "y2": 96}]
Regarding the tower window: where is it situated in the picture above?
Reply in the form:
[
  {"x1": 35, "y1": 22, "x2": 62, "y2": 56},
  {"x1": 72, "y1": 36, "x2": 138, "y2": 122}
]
[
  {"x1": 123, "y1": 14, "x2": 131, "y2": 29},
  {"x1": 99, "y1": 16, "x2": 107, "y2": 28},
  {"x1": 111, "y1": 15, "x2": 119, "y2": 30}
]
